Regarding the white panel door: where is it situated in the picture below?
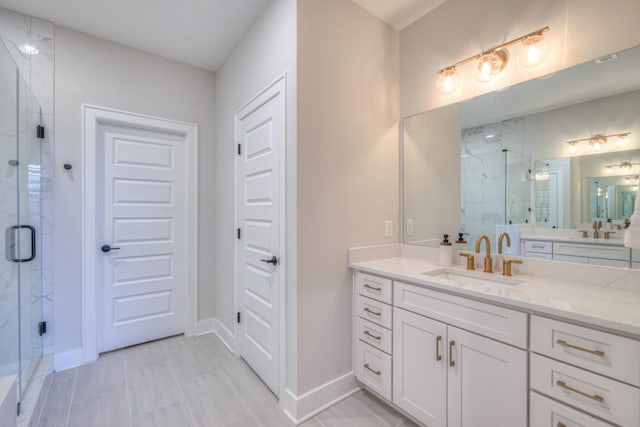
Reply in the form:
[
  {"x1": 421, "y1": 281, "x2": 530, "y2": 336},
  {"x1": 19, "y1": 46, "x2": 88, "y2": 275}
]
[
  {"x1": 393, "y1": 308, "x2": 447, "y2": 427},
  {"x1": 447, "y1": 326, "x2": 527, "y2": 427},
  {"x1": 98, "y1": 123, "x2": 186, "y2": 352},
  {"x1": 236, "y1": 78, "x2": 284, "y2": 395}
]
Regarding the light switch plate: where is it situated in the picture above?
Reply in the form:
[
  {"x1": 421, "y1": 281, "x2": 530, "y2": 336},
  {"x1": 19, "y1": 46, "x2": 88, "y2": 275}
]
[
  {"x1": 384, "y1": 220, "x2": 393, "y2": 238},
  {"x1": 406, "y1": 219, "x2": 414, "y2": 236}
]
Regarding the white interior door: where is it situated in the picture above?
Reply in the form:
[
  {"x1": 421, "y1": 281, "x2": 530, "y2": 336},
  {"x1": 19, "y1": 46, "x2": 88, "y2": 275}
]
[
  {"x1": 98, "y1": 122, "x2": 187, "y2": 353},
  {"x1": 235, "y1": 78, "x2": 285, "y2": 396}
]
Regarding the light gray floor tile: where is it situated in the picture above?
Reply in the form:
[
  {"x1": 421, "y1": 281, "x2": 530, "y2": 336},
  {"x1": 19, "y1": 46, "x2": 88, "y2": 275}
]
[
  {"x1": 126, "y1": 360, "x2": 175, "y2": 389},
  {"x1": 37, "y1": 372, "x2": 75, "y2": 427},
  {"x1": 166, "y1": 341, "x2": 219, "y2": 380},
  {"x1": 123, "y1": 339, "x2": 167, "y2": 372},
  {"x1": 239, "y1": 386, "x2": 293, "y2": 427},
  {"x1": 163, "y1": 335, "x2": 205, "y2": 355},
  {"x1": 315, "y1": 396, "x2": 388, "y2": 427},
  {"x1": 181, "y1": 371, "x2": 251, "y2": 427},
  {"x1": 132, "y1": 401, "x2": 194, "y2": 427},
  {"x1": 198, "y1": 333, "x2": 230, "y2": 358},
  {"x1": 67, "y1": 387, "x2": 130, "y2": 427},
  {"x1": 225, "y1": 415, "x2": 260, "y2": 427},
  {"x1": 351, "y1": 391, "x2": 405, "y2": 426},
  {"x1": 217, "y1": 355, "x2": 268, "y2": 397},
  {"x1": 127, "y1": 366, "x2": 183, "y2": 417},
  {"x1": 73, "y1": 351, "x2": 125, "y2": 403}
]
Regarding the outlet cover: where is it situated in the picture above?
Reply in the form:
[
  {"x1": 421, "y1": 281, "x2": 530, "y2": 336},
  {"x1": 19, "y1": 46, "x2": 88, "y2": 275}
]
[
  {"x1": 384, "y1": 220, "x2": 393, "y2": 238},
  {"x1": 406, "y1": 219, "x2": 414, "y2": 236}
]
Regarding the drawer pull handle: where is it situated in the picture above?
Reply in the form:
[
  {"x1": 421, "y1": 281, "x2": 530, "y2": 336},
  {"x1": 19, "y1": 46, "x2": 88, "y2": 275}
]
[
  {"x1": 364, "y1": 363, "x2": 381, "y2": 376},
  {"x1": 449, "y1": 340, "x2": 455, "y2": 367},
  {"x1": 364, "y1": 330, "x2": 381, "y2": 340},
  {"x1": 436, "y1": 335, "x2": 442, "y2": 361},
  {"x1": 556, "y1": 380, "x2": 604, "y2": 403},
  {"x1": 556, "y1": 340, "x2": 605, "y2": 357},
  {"x1": 364, "y1": 284, "x2": 382, "y2": 292},
  {"x1": 364, "y1": 307, "x2": 381, "y2": 317}
]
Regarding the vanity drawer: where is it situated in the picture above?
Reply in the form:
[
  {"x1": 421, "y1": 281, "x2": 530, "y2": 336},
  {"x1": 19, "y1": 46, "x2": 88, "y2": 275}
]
[
  {"x1": 530, "y1": 354, "x2": 640, "y2": 427},
  {"x1": 355, "y1": 271, "x2": 392, "y2": 304},
  {"x1": 588, "y1": 258, "x2": 630, "y2": 268},
  {"x1": 524, "y1": 251, "x2": 553, "y2": 260},
  {"x1": 355, "y1": 340, "x2": 392, "y2": 400},
  {"x1": 356, "y1": 294, "x2": 392, "y2": 329},
  {"x1": 394, "y1": 281, "x2": 527, "y2": 348},
  {"x1": 530, "y1": 391, "x2": 614, "y2": 427},
  {"x1": 531, "y1": 316, "x2": 640, "y2": 386},
  {"x1": 525, "y1": 240, "x2": 553, "y2": 254},
  {"x1": 553, "y1": 254, "x2": 588, "y2": 264},
  {"x1": 633, "y1": 262, "x2": 640, "y2": 270},
  {"x1": 356, "y1": 316, "x2": 392, "y2": 354},
  {"x1": 552, "y1": 242, "x2": 630, "y2": 261},
  {"x1": 632, "y1": 249, "x2": 640, "y2": 262}
]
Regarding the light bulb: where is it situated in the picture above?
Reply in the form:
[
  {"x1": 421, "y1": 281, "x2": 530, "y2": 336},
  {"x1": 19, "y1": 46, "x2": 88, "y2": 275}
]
[
  {"x1": 474, "y1": 50, "x2": 508, "y2": 82},
  {"x1": 19, "y1": 44, "x2": 39, "y2": 55},
  {"x1": 436, "y1": 67, "x2": 460, "y2": 94},
  {"x1": 621, "y1": 162, "x2": 632, "y2": 173},
  {"x1": 606, "y1": 166, "x2": 613, "y2": 174},
  {"x1": 617, "y1": 134, "x2": 629, "y2": 148},
  {"x1": 567, "y1": 142, "x2": 578, "y2": 153},
  {"x1": 517, "y1": 34, "x2": 549, "y2": 67},
  {"x1": 590, "y1": 136, "x2": 606, "y2": 151},
  {"x1": 591, "y1": 141, "x2": 602, "y2": 151}
]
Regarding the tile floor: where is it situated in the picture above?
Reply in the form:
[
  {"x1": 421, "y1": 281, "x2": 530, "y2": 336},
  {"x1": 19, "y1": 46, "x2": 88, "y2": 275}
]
[{"x1": 36, "y1": 334, "x2": 415, "y2": 427}]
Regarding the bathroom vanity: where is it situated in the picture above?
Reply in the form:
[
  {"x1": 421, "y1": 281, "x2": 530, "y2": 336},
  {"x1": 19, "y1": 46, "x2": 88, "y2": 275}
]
[{"x1": 350, "y1": 245, "x2": 640, "y2": 427}]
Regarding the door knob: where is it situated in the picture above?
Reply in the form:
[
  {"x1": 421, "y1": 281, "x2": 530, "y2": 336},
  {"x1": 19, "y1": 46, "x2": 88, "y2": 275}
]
[
  {"x1": 260, "y1": 256, "x2": 278, "y2": 265},
  {"x1": 101, "y1": 244, "x2": 120, "y2": 253}
]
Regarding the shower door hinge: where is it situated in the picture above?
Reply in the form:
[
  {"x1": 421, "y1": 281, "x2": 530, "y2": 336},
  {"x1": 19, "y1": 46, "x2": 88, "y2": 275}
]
[
  {"x1": 237, "y1": 228, "x2": 241, "y2": 239},
  {"x1": 38, "y1": 321, "x2": 47, "y2": 336},
  {"x1": 36, "y1": 125, "x2": 45, "y2": 139},
  {"x1": 237, "y1": 312, "x2": 241, "y2": 323},
  {"x1": 237, "y1": 143, "x2": 241, "y2": 155},
  {"x1": 17, "y1": 402, "x2": 20, "y2": 416}
]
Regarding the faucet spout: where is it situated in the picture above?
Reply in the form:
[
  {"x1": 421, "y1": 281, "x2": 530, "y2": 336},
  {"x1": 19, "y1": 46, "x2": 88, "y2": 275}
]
[
  {"x1": 475, "y1": 235, "x2": 493, "y2": 273},
  {"x1": 498, "y1": 232, "x2": 511, "y2": 254}
]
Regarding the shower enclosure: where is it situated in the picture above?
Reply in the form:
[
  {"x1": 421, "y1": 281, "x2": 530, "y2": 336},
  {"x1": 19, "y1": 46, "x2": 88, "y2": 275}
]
[{"x1": 0, "y1": 38, "x2": 45, "y2": 409}]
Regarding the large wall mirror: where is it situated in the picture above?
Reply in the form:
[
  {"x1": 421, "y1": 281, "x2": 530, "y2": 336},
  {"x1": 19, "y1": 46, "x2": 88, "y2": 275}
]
[{"x1": 403, "y1": 45, "x2": 640, "y2": 250}]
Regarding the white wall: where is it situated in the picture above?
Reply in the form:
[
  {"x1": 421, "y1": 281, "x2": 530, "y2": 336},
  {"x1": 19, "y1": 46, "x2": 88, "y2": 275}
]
[
  {"x1": 212, "y1": 0, "x2": 298, "y2": 392},
  {"x1": 54, "y1": 27, "x2": 216, "y2": 352},
  {"x1": 297, "y1": 0, "x2": 399, "y2": 395}
]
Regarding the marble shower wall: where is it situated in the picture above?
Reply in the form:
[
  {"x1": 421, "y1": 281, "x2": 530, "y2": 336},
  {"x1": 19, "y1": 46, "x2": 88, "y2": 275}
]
[
  {"x1": 461, "y1": 117, "x2": 531, "y2": 246},
  {"x1": 0, "y1": 8, "x2": 54, "y2": 357}
]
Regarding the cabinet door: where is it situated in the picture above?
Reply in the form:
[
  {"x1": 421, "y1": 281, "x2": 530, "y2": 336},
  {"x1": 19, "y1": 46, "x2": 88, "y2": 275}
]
[
  {"x1": 447, "y1": 327, "x2": 527, "y2": 427},
  {"x1": 393, "y1": 308, "x2": 447, "y2": 427}
]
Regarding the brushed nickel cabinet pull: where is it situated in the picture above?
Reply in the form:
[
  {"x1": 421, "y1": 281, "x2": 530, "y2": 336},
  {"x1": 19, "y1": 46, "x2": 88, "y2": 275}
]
[
  {"x1": 556, "y1": 339, "x2": 605, "y2": 357},
  {"x1": 364, "y1": 363, "x2": 381, "y2": 375},
  {"x1": 436, "y1": 336, "x2": 442, "y2": 361},
  {"x1": 364, "y1": 307, "x2": 381, "y2": 316},
  {"x1": 364, "y1": 284, "x2": 382, "y2": 292},
  {"x1": 364, "y1": 330, "x2": 381, "y2": 340},
  {"x1": 449, "y1": 340, "x2": 455, "y2": 367},
  {"x1": 556, "y1": 380, "x2": 604, "y2": 403}
]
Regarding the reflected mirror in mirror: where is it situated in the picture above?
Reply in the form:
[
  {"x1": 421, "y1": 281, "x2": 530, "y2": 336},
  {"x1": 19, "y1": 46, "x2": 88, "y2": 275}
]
[{"x1": 403, "y1": 45, "x2": 640, "y2": 253}]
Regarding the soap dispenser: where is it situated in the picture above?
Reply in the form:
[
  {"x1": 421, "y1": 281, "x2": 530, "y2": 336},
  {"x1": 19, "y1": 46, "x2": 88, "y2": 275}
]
[{"x1": 439, "y1": 234, "x2": 453, "y2": 267}]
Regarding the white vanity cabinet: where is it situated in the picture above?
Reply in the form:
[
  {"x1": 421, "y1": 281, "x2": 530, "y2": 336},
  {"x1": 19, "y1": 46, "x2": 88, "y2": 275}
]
[
  {"x1": 520, "y1": 239, "x2": 632, "y2": 267},
  {"x1": 633, "y1": 249, "x2": 640, "y2": 269}
]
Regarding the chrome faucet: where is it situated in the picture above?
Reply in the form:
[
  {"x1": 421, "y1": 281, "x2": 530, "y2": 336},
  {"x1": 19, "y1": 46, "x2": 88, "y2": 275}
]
[
  {"x1": 498, "y1": 232, "x2": 511, "y2": 254},
  {"x1": 475, "y1": 235, "x2": 493, "y2": 273}
]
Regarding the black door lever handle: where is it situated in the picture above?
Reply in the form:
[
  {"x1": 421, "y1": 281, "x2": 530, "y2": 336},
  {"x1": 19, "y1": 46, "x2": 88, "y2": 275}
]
[
  {"x1": 101, "y1": 245, "x2": 121, "y2": 253},
  {"x1": 261, "y1": 256, "x2": 278, "y2": 265}
]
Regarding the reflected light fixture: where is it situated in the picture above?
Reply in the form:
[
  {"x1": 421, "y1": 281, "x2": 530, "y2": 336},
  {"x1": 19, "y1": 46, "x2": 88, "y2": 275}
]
[
  {"x1": 19, "y1": 44, "x2": 39, "y2": 55},
  {"x1": 565, "y1": 132, "x2": 631, "y2": 152},
  {"x1": 436, "y1": 26, "x2": 550, "y2": 93},
  {"x1": 604, "y1": 161, "x2": 640, "y2": 174}
]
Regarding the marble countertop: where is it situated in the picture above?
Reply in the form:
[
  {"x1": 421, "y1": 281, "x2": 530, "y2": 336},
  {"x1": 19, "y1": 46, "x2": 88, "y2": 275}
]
[
  {"x1": 521, "y1": 235, "x2": 626, "y2": 246},
  {"x1": 350, "y1": 256, "x2": 640, "y2": 338}
]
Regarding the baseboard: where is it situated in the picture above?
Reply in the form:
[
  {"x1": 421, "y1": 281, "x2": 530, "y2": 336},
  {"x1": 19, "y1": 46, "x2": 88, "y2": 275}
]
[
  {"x1": 281, "y1": 371, "x2": 360, "y2": 424},
  {"x1": 196, "y1": 318, "x2": 215, "y2": 335},
  {"x1": 53, "y1": 348, "x2": 85, "y2": 372},
  {"x1": 212, "y1": 318, "x2": 235, "y2": 352}
]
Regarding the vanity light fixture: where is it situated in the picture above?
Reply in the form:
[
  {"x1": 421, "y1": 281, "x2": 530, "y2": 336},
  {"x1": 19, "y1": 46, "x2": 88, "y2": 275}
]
[
  {"x1": 604, "y1": 161, "x2": 640, "y2": 174},
  {"x1": 565, "y1": 132, "x2": 631, "y2": 153},
  {"x1": 436, "y1": 26, "x2": 550, "y2": 93}
]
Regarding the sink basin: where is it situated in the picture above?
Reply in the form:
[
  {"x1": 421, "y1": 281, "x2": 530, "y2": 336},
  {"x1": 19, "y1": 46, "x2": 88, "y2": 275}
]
[{"x1": 422, "y1": 268, "x2": 523, "y2": 287}]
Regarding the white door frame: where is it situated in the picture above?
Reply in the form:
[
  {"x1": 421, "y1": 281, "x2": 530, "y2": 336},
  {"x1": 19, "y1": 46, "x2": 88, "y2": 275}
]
[
  {"x1": 234, "y1": 74, "x2": 287, "y2": 397},
  {"x1": 82, "y1": 104, "x2": 198, "y2": 364}
]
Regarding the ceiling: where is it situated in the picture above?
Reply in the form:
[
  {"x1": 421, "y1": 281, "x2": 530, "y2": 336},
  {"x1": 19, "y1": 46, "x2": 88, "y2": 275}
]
[
  {"x1": 0, "y1": 0, "x2": 269, "y2": 70},
  {"x1": 352, "y1": 0, "x2": 448, "y2": 30}
]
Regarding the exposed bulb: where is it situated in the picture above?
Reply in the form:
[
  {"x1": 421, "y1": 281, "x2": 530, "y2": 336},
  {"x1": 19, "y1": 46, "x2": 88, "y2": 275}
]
[
  {"x1": 621, "y1": 162, "x2": 632, "y2": 173},
  {"x1": 475, "y1": 50, "x2": 507, "y2": 82},
  {"x1": 19, "y1": 44, "x2": 39, "y2": 55},
  {"x1": 590, "y1": 136, "x2": 606, "y2": 151},
  {"x1": 517, "y1": 34, "x2": 549, "y2": 67},
  {"x1": 568, "y1": 142, "x2": 578, "y2": 154},
  {"x1": 617, "y1": 134, "x2": 629, "y2": 148},
  {"x1": 436, "y1": 67, "x2": 460, "y2": 94},
  {"x1": 606, "y1": 166, "x2": 613, "y2": 174}
]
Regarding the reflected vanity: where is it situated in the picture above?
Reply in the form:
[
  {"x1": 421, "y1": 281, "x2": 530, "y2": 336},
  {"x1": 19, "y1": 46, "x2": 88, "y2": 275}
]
[{"x1": 402, "y1": 45, "x2": 640, "y2": 267}]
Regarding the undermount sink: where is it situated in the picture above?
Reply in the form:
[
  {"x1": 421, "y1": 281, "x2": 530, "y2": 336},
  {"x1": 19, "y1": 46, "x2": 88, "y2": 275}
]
[{"x1": 422, "y1": 268, "x2": 523, "y2": 287}]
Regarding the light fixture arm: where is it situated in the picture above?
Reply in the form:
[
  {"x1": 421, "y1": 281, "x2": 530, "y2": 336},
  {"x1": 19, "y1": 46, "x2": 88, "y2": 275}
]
[{"x1": 565, "y1": 132, "x2": 631, "y2": 145}]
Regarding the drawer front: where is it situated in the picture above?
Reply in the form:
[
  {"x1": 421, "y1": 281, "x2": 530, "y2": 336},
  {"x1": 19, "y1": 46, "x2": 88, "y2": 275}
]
[
  {"x1": 525, "y1": 240, "x2": 553, "y2": 254},
  {"x1": 633, "y1": 262, "x2": 640, "y2": 270},
  {"x1": 588, "y1": 258, "x2": 630, "y2": 268},
  {"x1": 531, "y1": 315, "x2": 640, "y2": 387},
  {"x1": 530, "y1": 354, "x2": 640, "y2": 427},
  {"x1": 355, "y1": 340, "x2": 392, "y2": 400},
  {"x1": 553, "y1": 254, "x2": 589, "y2": 264},
  {"x1": 356, "y1": 316, "x2": 392, "y2": 354},
  {"x1": 525, "y1": 251, "x2": 553, "y2": 260},
  {"x1": 632, "y1": 249, "x2": 640, "y2": 262},
  {"x1": 530, "y1": 391, "x2": 614, "y2": 427},
  {"x1": 394, "y1": 282, "x2": 527, "y2": 348},
  {"x1": 553, "y1": 242, "x2": 630, "y2": 260},
  {"x1": 356, "y1": 294, "x2": 392, "y2": 329},
  {"x1": 355, "y1": 271, "x2": 392, "y2": 304}
]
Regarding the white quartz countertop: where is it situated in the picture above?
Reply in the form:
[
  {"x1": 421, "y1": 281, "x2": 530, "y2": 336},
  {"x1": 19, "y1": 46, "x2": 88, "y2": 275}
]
[
  {"x1": 521, "y1": 235, "x2": 626, "y2": 246},
  {"x1": 350, "y1": 256, "x2": 640, "y2": 338}
]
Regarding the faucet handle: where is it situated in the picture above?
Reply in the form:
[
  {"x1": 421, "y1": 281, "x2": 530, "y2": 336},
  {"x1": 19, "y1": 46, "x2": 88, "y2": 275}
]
[
  {"x1": 459, "y1": 253, "x2": 475, "y2": 270},
  {"x1": 604, "y1": 231, "x2": 616, "y2": 240},
  {"x1": 502, "y1": 259, "x2": 523, "y2": 277},
  {"x1": 578, "y1": 230, "x2": 589, "y2": 238}
]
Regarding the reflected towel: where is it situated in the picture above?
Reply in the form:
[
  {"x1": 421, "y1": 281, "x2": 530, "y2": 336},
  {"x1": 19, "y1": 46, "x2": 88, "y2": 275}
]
[{"x1": 624, "y1": 184, "x2": 640, "y2": 249}]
